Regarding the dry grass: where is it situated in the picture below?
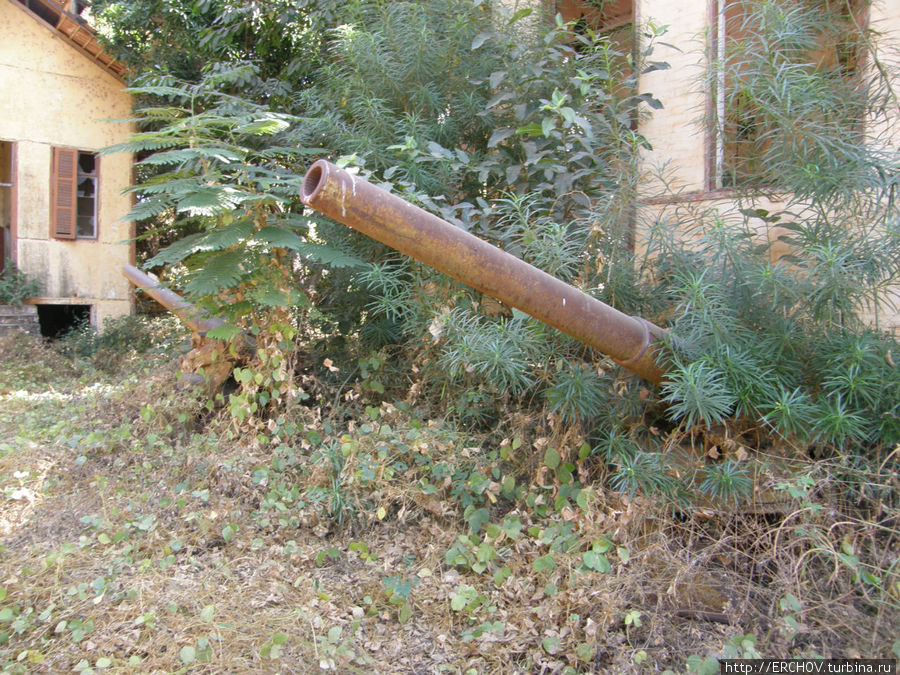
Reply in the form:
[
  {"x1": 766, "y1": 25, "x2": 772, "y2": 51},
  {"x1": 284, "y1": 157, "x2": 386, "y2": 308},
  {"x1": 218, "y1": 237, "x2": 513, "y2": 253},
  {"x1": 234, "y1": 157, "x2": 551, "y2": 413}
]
[{"x1": 0, "y1": 330, "x2": 897, "y2": 674}]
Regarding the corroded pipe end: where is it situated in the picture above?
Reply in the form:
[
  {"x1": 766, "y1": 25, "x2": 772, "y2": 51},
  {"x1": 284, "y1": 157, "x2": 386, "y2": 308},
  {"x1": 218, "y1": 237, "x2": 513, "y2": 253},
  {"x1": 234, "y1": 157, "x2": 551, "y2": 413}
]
[{"x1": 300, "y1": 160, "x2": 329, "y2": 205}]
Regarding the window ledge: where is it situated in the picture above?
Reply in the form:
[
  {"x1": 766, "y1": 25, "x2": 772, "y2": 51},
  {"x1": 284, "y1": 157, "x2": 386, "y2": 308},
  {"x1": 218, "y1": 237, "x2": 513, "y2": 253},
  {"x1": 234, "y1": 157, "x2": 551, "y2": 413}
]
[{"x1": 642, "y1": 186, "x2": 790, "y2": 206}]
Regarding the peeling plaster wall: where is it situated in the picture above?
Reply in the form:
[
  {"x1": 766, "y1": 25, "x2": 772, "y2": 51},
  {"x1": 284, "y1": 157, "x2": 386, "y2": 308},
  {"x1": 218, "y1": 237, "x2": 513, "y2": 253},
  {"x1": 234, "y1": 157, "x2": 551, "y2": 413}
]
[{"x1": 0, "y1": 0, "x2": 135, "y2": 328}]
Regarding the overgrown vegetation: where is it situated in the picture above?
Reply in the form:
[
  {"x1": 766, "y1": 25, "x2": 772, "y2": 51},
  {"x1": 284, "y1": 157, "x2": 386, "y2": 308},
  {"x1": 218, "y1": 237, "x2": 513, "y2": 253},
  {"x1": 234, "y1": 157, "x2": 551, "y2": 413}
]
[
  {"x1": 1, "y1": 318, "x2": 898, "y2": 672},
  {"x1": 0, "y1": 260, "x2": 41, "y2": 307},
  {"x1": 1, "y1": 0, "x2": 897, "y2": 671},
  {"x1": 98, "y1": 0, "x2": 899, "y2": 500}
]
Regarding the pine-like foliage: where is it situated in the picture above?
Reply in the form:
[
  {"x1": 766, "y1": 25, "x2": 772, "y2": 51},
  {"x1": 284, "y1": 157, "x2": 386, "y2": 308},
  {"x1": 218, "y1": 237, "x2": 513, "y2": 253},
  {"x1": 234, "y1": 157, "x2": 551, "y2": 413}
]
[
  {"x1": 644, "y1": 0, "x2": 900, "y2": 473},
  {"x1": 293, "y1": 2, "x2": 666, "y2": 425}
]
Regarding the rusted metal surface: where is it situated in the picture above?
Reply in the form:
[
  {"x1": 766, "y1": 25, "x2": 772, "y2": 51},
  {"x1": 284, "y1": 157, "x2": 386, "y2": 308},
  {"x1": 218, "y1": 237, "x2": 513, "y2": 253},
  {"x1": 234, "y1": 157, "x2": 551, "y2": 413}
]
[
  {"x1": 300, "y1": 160, "x2": 668, "y2": 384},
  {"x1": 122, "y1": 264, "x2": 223, "y2": 334},
  {"x1": 123, "y1": 264, "x2": 236, "y2": 391}
]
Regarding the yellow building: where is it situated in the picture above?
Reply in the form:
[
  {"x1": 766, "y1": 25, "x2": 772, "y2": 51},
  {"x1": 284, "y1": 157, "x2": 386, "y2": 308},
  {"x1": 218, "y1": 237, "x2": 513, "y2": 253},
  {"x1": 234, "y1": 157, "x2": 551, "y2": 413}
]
[
  {"x1": 0, "y1": 0, "x2": 134, "y2": 334},
  {"x1": 545, "y1": 0, "x2": 900, "y2": 330}
]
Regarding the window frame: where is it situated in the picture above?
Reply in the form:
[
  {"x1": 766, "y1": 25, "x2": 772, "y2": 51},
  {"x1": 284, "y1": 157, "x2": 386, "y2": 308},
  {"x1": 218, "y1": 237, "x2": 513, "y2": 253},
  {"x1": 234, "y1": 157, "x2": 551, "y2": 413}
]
[
  {"x1": 0, "y1": 141, "x2": 13, "y2": 272},
  {"x1": 51, "y1": 147, "x2": 99, "y2": 241},
  {"x1": 706, "y1": 0, "x2": 869, "y2": 192},
  {"x1": 75, "y1": 152, "x2": 99, "y2": 240}
]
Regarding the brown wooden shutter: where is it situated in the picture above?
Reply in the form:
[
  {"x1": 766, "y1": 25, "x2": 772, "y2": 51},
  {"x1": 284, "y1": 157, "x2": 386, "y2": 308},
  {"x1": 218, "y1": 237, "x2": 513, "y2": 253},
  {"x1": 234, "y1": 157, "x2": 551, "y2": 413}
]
[{"x1": 51, "y1": 147, "x2": 77, "y2": 240}]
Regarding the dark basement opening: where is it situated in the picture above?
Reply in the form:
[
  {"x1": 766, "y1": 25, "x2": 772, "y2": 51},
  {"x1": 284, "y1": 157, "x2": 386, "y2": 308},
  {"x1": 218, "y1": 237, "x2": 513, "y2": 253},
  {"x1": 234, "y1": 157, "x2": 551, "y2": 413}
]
[{"x1": 37, "y1": 304, "x2": 91, "y2": 339}]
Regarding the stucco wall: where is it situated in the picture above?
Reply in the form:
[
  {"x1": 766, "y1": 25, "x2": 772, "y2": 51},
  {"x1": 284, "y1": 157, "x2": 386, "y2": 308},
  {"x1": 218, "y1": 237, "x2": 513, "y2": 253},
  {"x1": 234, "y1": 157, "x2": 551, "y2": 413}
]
[
  {"x1": 634, "y1": 0, "x2": 900, "y2": 331},
  {"x1": 636, "y1": 0, "x2": 900, "y2": 192},
  {"x1": 0, "y1": 0, "x2": 134, "y2": 328},
  {"x1": 635, "y1": 0, "x2": 710, "y2": 194}
]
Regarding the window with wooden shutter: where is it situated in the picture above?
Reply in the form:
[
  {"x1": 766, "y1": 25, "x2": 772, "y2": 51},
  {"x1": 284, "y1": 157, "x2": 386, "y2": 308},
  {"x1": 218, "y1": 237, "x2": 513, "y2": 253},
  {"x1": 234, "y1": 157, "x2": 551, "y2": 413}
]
[{"x1": 52, "y1": 147, "x2": 77, "y2": 240}]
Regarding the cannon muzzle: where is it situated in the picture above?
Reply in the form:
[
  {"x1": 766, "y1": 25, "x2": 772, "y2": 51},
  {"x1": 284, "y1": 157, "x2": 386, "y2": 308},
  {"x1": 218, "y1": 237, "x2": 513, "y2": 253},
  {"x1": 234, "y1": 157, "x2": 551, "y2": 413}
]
[{"x1": 300, "y1": 160, "x2": 667, "y2": 384}]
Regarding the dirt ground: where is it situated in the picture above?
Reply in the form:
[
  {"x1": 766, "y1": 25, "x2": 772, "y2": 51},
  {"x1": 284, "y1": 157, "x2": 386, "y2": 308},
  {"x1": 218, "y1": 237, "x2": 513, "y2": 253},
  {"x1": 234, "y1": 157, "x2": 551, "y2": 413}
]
[{"x1": 1, "y1": 332, "x2": 897, "y2": 674}]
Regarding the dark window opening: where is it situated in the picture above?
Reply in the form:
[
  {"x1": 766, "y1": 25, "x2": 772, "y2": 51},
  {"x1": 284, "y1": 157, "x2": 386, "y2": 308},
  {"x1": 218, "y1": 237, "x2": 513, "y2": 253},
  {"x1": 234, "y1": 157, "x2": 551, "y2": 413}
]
[
  {"x1": 710, "y1": 0, "x2": 868, "y2": 189},
  {"x1": 553, "y1": 0, "x2": 637, "y2": 124},
  {"x1": 37, "y1": 304, "x2": 91, "y2": 339},
  {"x1": 75, "y1": 152, "x2": 97, "y2": 238}
]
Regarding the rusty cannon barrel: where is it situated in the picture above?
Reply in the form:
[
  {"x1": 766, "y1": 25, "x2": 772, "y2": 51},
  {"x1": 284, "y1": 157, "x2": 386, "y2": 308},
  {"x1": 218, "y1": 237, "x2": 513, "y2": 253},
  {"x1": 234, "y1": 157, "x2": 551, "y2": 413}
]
[
  {"x1": 122, "y1": 264, "x2": 223, "y2": 335},
  {"x1": 300, "y1": 160, "x2": 668, "y2": 384}
]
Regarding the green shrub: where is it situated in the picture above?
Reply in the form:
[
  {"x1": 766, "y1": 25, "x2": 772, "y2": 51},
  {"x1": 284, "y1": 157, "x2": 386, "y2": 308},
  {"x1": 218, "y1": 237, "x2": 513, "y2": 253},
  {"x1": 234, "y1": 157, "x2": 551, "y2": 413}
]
[{"x1": 0, "y1": 259, "x2": 41, "y2": 306}]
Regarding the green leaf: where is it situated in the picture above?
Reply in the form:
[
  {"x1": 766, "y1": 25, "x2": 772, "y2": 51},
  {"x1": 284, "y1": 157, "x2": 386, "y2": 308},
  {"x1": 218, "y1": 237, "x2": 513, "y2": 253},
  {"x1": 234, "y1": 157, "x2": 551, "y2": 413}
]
[
  {"x1": 576, "y1": 642, "x2": 594, "y2": 661},
  {"x1": 516, "y1": 123, "x2": 543, "y2": 137},
  {"x1": 543, "y1": 447, "x2": 561, "y2": 471},
  {"x1": 125, "y1": 196, "x2": 176, "y2": 222},
  {"x1": 541, "y1": 636, "x2": 560, "y2": 654},
  {"x1": 493, "y1": 566, "x2": 511, "y2": 586},
  {"x1": 176, "y1": 186, "x2": 244, "y2": 216},
  {"x1": 206, "y1": 323, "x2": 241, "y2": 340},
  {"x1": 582, "y1": 551, "x2": 610, "y2": 572},
  {"x1": 467, "y1": 507, "x2": 490, "y2": 535},
  {"x1": 541, "y1": 116, "x2": 556, "y2": 137},
  {"x1": 179, "y1": 646, "x2": 196, "y2": 664},
  {"x1": 250, "y1": 285, "x2": 294, "y2": 308},
  {"x1": 297, "y1": 243, "x2": 367, "y2": 269},
  {"x1": 254, "y1": 226, "x2": 305, "y2": 250},
  {"x1": 488, "y1": 128, "x2": 514, "y2": 148},
  {"x1": 202, "y1": 219, "x2": 255, "y2": 249},
  {"x1": 101, "y1": 134, "x2": 183, "y2": 155},
  {"x1": 509, "y1": 7, "x2": 533, "y2": 23},
  {"x1": 686, "y1": 655, "x2": 720, "y2": 675},
  {"x1": 237, "y1": 117, "x2": 291, "y2": 136},
  {"x1": 471, "y1": 30, "x2": 491, "y2": 49},
  {"x1": 533, "y1": 554, "x2": 557, "y2": 573},
  {"x1": 126, "y1": 84, "x2": 193, "y2": 98},
  {"x1": 139, "y1": 147, "x2": 243, "y2": 167},
  {"x1": 184, "y1": 250, "x2": 245, "y2": 296},
  {"x1": 145, "y1": 232, "x2": 207, "y2": 267}
]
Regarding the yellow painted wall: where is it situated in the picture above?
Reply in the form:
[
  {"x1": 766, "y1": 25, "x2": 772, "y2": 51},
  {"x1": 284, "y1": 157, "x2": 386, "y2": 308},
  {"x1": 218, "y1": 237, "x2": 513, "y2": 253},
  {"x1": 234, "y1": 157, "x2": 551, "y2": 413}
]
[
  {"x1": 633, "y1": 0, "x2": 900, "y2": 331},
  {"x1": 636, "y1": 0, "x2": 900, "y2": 193},
  {"x1": 0, "y1": 0, "x2": 134, "y2": 328}
]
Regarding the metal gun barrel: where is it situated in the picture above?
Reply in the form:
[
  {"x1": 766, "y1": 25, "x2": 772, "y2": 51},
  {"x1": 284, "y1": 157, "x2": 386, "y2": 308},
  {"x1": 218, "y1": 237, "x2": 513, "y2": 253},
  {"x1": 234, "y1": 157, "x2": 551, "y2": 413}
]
[
  {"x1": 300, "y1": 160, "x2": 667, "y2": 384},
  {"x1": 122, "y1": 264, "x2": 223, "y2": 334}
]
